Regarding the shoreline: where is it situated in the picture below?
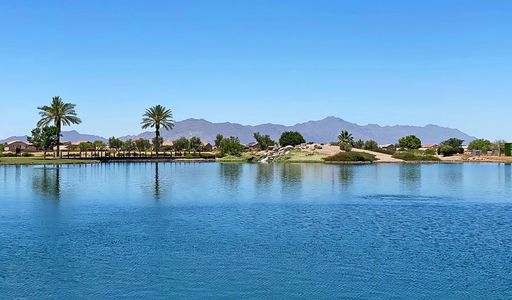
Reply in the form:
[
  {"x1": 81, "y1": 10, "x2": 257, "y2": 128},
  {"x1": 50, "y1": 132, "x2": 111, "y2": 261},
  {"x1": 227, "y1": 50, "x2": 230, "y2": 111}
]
[{"x1": 1, "y1": 157, "x2": 511, "y2": 166}]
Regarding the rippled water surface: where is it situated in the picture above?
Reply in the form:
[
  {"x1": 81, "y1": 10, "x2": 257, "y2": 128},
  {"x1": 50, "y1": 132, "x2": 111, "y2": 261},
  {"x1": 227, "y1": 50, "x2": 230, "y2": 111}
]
[{"x1": 1, "y1": 163, "x2": 512, "y2": 299}]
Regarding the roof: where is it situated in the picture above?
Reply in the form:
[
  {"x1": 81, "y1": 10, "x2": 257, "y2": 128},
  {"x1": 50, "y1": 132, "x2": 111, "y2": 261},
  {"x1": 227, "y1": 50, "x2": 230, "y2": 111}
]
[
  {"x1": 379, "y1": 144, "x2": 394, "y2": 148},
  {"x1": 6, "y1": 140, "x2": 31, "y2": 145}
]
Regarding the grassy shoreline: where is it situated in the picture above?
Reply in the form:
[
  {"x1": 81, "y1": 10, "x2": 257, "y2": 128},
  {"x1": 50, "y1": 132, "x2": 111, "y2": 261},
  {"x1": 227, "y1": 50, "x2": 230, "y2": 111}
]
[{"x1": 0, "y1": 157, "x2": 99, "y2": 165}]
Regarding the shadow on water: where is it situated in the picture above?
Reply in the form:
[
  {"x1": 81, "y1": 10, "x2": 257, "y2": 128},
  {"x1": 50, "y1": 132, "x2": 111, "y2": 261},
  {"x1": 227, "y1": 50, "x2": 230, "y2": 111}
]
[
  {"x1": 32, "y1": 165, "x2": 61, "y2": 200},
  {"x1": 399, "y1": 164, "x2": 421, "y2": 193}
]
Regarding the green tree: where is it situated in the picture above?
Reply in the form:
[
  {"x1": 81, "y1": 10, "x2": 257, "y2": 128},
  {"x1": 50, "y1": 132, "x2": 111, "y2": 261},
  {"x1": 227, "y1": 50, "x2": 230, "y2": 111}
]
[
  {"x1": 279, "y1": 131, "x2": 305, "y2": 147},
  {"x1": 438, "y1": 145, "x2": 459, "y2": 157},
  {"x1": 37, "y1": 96, "x2": 82, "y2": 157},
  {"x1": 215, "y1": 134, "x2": 224, "y2": 148},
  {"x1": 468, "y1": 139, "x2": 494, "y2": 152},
  {"x1": 141, "y1": 105, "x2": 174, "y2": 156},
  {"x1": 108, "y1": 137, "x2": 124, "y2": 151},
  {"x1": 438, "y1": 138, "x2": 464, "y2": 156},
  {"x1": 219, "y1": 136, "x2": 244, "y2": 156},
  {"x1": 338, "y1": 130, "x2": 354, "y2": 152},
  {"x1": 353, "y1": 139, "x2": 364, "y2": 149},
  {"x1": 253, "y1": 132, "x2": 275, "y2": 150},
  {"x1": 93, "y1": 140, "x2": 106, "y2": 150},
  {"x1": 27, "y1": 126, "x2": 59, "y2": 159},
  {"x1": 189, "y1": 136, "x2": 203, "y2": 152},
  {"x1": 79, "y1": 141, "x2": 93, "y2": 152},
  {"x1": 398, "y1": 135, "x2": 422, "y2": 150},
  {"x1": 122, "y1": 140, "x2": 136, "y2": 152},
  {"x1": 135, "y1": 139, "x2": 152, "y2": 152},
  {"x1": 173, "y1": 137, "x2": 190, "y2": 152},
  {"x1": 0, "y1": 144, "x2": 4, "y2": 152},
  {"x1": 363, "y1": 140, "x2": 379, "y2": 151}
]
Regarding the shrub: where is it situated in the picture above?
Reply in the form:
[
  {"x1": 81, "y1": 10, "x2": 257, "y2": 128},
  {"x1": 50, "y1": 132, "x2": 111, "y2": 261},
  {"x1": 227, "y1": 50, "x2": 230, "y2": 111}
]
[
  {"x1": 438, "y1": 145, "x2": 459, "y2": 157},
  {"x1": 392, "y1": 151, "x2": 440, "y2": 161},
  {"x1": 353, "y1": 139, "x2": 364, "y2": 149},
  {"x1": 279, "y1": 131, "x2": 305, "y2": 146},
  {"x1": 199, "y1": 153, "x2": 216, "y2": 159},
  {"x1": 185, "y1": 153, "x2": 194, "y2": 159},
  {"x1": 424, "y1": 148, "x2": 437, "y2": 156},
  {"x1": 22, "y1": 152, "x2": 34, "y2": 157},
  {"x1": 324, "y1": 151, "x2": 376, "y2": 162},
  {"x1": 398, "y1": 135, "x2": 422, "y2": 150},
  {"x1": 363, "y1": 140, "x2": 379, "y2": 151},
  {"x1": 468, "y1": 139, "x2": 494, "y2": 152},
  {"x1": 339, "y1": 142, "x2": 352, "y2": 152}
]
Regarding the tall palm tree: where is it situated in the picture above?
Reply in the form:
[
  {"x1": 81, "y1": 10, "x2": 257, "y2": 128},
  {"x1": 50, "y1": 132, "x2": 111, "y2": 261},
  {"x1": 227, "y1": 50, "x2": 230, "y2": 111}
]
[
  {"x1": 141, "y1": 105, "x2": 174, "y2": 156},
  {"x1": 37, "y1": 96, "x2": 82, "y2": 157}
]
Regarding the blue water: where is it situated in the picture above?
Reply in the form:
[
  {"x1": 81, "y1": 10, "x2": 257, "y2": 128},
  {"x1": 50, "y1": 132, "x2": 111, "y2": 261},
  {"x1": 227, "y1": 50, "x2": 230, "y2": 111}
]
[{"x1": 1, "y1": 163, "x2": 512, "y2": 299}]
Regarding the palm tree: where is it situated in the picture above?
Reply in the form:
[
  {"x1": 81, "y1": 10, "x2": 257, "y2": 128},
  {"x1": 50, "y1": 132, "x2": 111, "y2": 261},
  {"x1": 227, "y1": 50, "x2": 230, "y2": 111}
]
[
  {"x1": 37, "y1": 96, "x2": 82, "y2": 157},
  {"x1": 141, "y1": 105, "x2": 174, "y2": 156},
  {"x1": 338, "y1": 130, "x2": 354, "y2": 152}
]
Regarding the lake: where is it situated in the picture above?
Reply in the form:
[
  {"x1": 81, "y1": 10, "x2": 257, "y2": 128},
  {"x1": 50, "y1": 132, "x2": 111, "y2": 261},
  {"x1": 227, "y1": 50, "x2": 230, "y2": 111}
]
[{"x1": 1, "y1": 163, "x2": 511, "y2": 299}]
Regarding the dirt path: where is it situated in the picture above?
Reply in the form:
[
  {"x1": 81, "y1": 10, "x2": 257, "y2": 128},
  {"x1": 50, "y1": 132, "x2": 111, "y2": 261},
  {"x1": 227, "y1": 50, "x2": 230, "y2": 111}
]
[{"x1": 352, "y1": 148, "x2": 403, "y2": 163}]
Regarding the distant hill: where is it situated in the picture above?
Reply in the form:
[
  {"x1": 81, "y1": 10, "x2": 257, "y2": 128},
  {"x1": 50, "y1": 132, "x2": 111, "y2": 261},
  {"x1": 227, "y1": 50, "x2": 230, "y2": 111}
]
[
  {"x1": 0, "y1": 130, "x2": 107, "y2": 144},
  {"x1": 1, "y1": 117, "x2": 477, "y2": 145},
  {"x1": 120, "y1": 117, "x2": 477, "y2": 144}
]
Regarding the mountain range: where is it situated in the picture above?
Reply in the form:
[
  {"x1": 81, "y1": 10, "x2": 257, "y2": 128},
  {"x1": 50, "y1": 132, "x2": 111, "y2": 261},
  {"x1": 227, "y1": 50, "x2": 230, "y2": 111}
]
[{"x1": 1, "y1": 117, "x2": 476, "y2": 145}]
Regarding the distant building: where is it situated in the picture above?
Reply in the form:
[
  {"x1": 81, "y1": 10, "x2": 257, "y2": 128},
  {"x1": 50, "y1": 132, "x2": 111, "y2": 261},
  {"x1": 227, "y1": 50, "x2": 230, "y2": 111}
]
[
  {"x1": 245, "y1": 142, "x2": 261, "y2": 151},
  {"x1": 203, "y1": 143, "x2": 213, "y2": 152},
  {"x1": 4, "y1": 140, "x2": 37, "y2": 152},
  {"x1": 421, "y1": 144, "x2": 438, "y2": 149},
  {"x1": 378, "y1": 144, "x2": 396, "y2": 151}
]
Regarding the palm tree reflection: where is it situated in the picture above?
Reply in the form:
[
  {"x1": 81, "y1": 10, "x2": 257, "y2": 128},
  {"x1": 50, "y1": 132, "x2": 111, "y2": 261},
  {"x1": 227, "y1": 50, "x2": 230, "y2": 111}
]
[
  {"x1": 32, "y1": 165, "x2": 61, "y2": 200},
  {"x1": 154, "y1": 163, "x2": 160, "y2": 200}
]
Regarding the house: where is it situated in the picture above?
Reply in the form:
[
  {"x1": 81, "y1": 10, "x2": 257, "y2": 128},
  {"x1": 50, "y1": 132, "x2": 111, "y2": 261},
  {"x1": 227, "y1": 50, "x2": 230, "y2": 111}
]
[
  {"x1": 4, "y1": 140, "x2": 37, "y2": 152},
  {"x1": 203, "y1": 143, "x2": 213, "y2": 152},
  {"x1": 421, "y1": 144, "x2": 438, "y2": 149},
  {"x1": 245, "y1": 142, "x2": 261, "y2": 151},
  {"x1": 379, "y1": 144, "x2": 396, "y2": 151}
]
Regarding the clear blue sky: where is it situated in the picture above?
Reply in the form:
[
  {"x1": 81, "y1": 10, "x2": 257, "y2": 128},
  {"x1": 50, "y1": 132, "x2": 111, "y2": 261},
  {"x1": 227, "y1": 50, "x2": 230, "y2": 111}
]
[{"x1": 1, "y1": 0, "x2": 511, "y2": 140}]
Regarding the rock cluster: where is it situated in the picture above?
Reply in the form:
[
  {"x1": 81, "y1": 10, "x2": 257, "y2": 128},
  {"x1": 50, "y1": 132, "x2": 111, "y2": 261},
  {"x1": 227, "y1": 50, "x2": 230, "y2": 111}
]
[{"x1": 258, "y1": 145, "x2": 299, "y2": 163}]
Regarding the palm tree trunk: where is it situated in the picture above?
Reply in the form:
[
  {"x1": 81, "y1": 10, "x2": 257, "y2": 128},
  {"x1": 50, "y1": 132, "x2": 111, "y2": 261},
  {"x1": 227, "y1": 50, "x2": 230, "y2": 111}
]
[
  {"x1": 56, "y1": 123, "x2": 61, "y2": 158},
  {"x1": 155, "y1": 128, "x2": 160, "y2": 157}
]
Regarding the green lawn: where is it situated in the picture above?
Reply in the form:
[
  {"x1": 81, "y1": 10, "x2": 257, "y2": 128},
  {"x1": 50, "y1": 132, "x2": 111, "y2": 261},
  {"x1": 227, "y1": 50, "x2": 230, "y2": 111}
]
[
  {"x1": 0, "y1": 157, "x2": 99, "y2": 165},
  {"x1": 216, "y1": 152, "x2": 262, "y2": 162}
]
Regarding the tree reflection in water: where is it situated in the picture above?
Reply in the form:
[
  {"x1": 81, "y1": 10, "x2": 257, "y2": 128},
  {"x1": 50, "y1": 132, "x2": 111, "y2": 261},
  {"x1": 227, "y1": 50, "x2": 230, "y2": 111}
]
[
  {"x1": 32, "y1": 165, "x2": 61, "y2": 200},
  {"x1": 399, "y1": 164, "x2": 421, "y2": 193},
  {"x1": 219, "y1": 163, "x2": 243, "y2": 189}
]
